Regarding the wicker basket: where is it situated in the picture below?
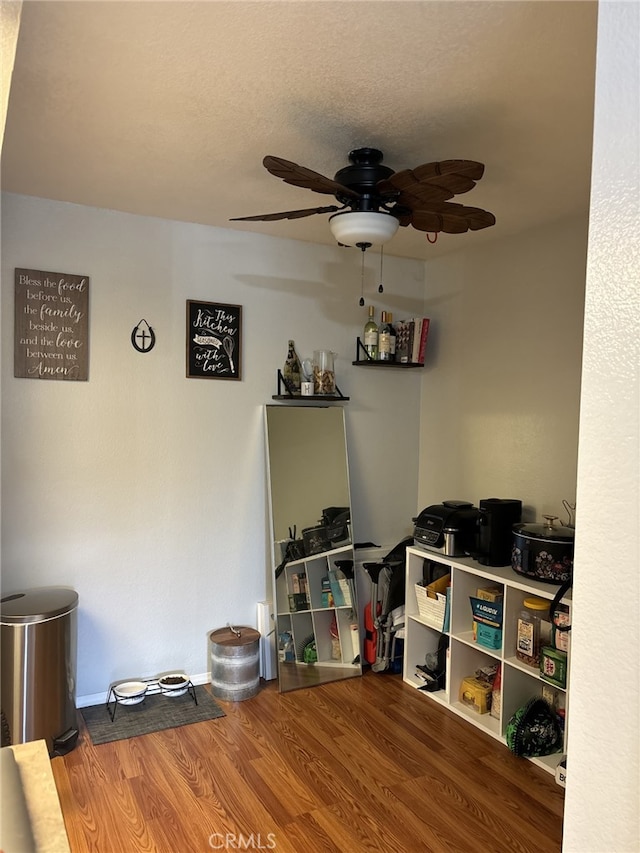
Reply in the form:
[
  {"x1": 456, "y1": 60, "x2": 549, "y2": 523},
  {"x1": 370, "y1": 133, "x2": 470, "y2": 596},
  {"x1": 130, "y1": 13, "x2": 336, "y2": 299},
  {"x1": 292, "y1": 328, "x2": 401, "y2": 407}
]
[{"x1": 415, "y1": 583, "x2": 447, "y2": 630}]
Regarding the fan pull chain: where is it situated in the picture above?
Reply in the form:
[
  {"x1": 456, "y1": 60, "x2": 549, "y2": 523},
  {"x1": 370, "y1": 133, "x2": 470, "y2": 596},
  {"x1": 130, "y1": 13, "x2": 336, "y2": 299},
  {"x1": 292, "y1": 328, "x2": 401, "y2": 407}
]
[
  {"x1": 378, "y1": 246, "x2": 384, "y2": 293},
  {"x1": 359, "y1": 248, "x2": 366, "y2": 306},
  {"x1": 426, "y1": 233, "x2": 438, "y2": 244}
]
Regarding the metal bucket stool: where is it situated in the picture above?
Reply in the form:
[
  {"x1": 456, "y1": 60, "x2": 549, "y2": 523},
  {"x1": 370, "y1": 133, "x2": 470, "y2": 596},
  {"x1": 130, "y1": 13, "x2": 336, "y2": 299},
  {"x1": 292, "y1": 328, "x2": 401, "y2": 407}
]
[{"x1": 209, "y1": 625, "x2": 260, "y2": 701}]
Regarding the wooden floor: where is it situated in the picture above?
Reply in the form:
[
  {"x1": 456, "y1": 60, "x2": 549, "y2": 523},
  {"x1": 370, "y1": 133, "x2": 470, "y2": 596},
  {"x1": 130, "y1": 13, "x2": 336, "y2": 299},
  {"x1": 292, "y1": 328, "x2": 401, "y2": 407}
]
[{"x1": 52, "y1": 672, "x2": 564, "y2": 853}]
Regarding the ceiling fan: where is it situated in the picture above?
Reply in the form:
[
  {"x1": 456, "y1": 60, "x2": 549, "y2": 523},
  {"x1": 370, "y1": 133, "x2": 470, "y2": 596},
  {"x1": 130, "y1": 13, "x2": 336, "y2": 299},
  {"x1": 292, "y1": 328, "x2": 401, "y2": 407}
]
[{"x1": 230, "y1": 148, "x2": 496, "y2": 250}]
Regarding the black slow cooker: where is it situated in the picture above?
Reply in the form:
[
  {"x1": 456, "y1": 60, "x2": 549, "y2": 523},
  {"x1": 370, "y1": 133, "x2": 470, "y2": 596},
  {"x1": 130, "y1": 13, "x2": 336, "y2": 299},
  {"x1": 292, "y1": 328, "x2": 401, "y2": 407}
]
[{"x1": 511, "y1": 515, "x2": 574, "y2": 584}]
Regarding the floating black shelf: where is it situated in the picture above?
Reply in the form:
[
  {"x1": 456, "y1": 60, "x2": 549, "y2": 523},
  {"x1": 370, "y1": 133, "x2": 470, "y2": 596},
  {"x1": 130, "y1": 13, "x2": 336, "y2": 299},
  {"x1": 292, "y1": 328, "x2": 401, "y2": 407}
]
[
  {"x1": 352, "y1": 338, "x2": 424, "y2": 367},
  {"x1": 272, "y1": 395, "x2": 350, "y2": 401},
  {"x1": 273, "y1": 370, "x2": 349, "y2": 402},
  {"x1": 352, "y1": 360, "x2": 423, "y2": 368}
]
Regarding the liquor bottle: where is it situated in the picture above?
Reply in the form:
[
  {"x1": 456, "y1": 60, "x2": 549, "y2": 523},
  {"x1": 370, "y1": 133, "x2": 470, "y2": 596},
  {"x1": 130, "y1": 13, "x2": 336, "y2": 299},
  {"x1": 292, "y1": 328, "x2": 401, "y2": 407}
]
[
  {"x1": 378, "y1": 311, "x2": 392, "y2": 362},
  {"x1": 387, "y1": 312, "x2": 397, "y2": 362},
  {"x1": 283, "y1": 340, "x2": 302, "y2": 393},
  {"x1": 363, "y1": 305, "x2": 378, "y2": 359}
]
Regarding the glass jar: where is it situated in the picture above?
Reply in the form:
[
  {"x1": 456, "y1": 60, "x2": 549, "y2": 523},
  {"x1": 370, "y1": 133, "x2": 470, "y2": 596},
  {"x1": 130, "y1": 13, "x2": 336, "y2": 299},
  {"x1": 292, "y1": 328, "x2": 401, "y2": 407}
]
[
  {"x1": 516, "y1": 597, "x2": 551, "y2": 666},
  {"x1": 552, "y1": 602, "x2": 571, "y2": 653},
  {"x1": 313, "y1": 350, "x2": 336, "y2": 395}
]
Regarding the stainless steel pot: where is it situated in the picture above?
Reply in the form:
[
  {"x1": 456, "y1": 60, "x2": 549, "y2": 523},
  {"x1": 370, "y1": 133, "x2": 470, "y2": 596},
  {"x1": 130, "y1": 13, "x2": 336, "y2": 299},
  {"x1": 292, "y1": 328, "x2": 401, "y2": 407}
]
[{"x1": 511, "y1": 515, "x2": 574, "y2": 584}]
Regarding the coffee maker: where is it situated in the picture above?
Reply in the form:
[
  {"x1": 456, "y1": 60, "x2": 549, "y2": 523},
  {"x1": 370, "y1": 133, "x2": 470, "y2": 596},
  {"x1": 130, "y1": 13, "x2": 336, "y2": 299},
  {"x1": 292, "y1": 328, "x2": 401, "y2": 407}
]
[{"x1": 476, "y1": 498, "x2": 522, "y2": 566}]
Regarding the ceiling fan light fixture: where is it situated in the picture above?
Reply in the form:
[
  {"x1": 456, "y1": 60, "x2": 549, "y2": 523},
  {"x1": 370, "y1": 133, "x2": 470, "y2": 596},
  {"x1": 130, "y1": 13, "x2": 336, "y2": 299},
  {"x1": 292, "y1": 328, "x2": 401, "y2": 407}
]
[{"x1": 328, "y1": 211, "x2": 399, "y2": 249}]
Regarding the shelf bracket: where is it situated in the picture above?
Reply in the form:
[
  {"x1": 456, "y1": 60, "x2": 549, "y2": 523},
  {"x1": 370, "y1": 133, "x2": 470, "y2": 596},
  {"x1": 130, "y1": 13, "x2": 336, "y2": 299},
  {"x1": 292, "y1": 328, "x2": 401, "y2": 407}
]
[
  {"x1": 276, "y1": 368, "x2": 296, "y2": 397},
  {"x1": 355, "y1": 337, "x2": 376, "y2": 362},
  {"x1": 274, "y1": 369, "x2": 348, "y2": 400}
]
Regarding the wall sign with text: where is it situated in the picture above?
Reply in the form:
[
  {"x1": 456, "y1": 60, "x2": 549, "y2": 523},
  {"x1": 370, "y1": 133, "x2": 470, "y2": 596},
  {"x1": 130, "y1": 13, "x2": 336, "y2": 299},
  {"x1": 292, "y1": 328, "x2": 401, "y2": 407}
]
[
  {"x1": 14, "y1": 268, "x2": 90, "y2": 381},
  {"x1": 186, "y1": 300, "x2": 242, "y2": 380}
]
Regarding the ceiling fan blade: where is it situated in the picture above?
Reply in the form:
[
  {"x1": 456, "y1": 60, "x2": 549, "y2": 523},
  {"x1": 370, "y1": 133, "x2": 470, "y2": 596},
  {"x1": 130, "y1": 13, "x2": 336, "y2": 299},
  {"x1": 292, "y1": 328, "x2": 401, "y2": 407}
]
[
  {"x1": 408, "y1": 201, "x2": 496, "y2": 234},
  {"x1": 394, "y1": 184, "x2": 455, "y2": 206},
  {"x1": 415, "y1": 159, "x2": 485, "y2": 182},
  {"x1": 230, "y1": 205, "x2": 340, "y2": 222},
  {"x1": 378, "y1": 160, "x2": 485, "y2": 200},
  {"x1": 263, "y1": 156, "x2": 360, "y2": 198}
]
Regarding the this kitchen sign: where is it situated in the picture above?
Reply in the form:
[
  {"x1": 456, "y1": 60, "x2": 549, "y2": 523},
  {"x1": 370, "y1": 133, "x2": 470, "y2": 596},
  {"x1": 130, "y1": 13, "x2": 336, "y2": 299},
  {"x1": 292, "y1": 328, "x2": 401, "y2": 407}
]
[
  {"x1": 14, "y1": 268, "x2": 89, "y2": 381},
  {"x1": 186, "y1": 300, "x2": 242, "y2": 380}
]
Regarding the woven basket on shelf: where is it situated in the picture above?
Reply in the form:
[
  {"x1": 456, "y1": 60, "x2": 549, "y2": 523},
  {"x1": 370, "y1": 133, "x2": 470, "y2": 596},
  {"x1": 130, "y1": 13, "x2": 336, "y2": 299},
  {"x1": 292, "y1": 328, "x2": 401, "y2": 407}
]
[{"x1": 415, "y1": 583, "x2": 447, "y2": 630}]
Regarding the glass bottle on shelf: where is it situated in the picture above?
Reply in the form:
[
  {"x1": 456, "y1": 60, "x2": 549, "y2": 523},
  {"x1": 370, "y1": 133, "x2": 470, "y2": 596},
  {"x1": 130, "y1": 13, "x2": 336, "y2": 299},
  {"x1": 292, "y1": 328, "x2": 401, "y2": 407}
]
[
  {"x1": 387, "y1": 312, "x2": 397, "y2": 362},
  {"x1": 283, "y1": 340, "x2": 302, "y2": 394},
  {"x1": 363, "y1": 305, "x2": 378, "y2": 359},
  {"x1": 378, "y1": 311, "x2": 392, "y2": 362}
]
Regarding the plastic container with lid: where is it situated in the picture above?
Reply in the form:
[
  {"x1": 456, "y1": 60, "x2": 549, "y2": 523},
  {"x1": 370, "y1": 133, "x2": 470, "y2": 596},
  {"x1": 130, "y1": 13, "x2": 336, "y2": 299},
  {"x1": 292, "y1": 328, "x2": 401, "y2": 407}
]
[{"x1": 516, "y1": 597, "x2": 551, "y2": 667}]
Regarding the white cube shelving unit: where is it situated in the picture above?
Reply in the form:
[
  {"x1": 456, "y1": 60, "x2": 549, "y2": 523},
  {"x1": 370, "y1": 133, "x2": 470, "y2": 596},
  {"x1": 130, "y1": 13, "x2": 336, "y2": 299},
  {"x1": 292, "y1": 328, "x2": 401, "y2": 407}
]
[{"x1": 403, "y1": 546, "x2": 571, "y2": 776}]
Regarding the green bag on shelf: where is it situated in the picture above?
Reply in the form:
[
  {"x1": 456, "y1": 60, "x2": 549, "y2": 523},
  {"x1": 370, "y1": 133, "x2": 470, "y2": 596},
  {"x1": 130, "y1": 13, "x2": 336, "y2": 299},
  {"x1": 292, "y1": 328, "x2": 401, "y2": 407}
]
[{"x1": 303, "y1": 641, "x2": 317, "y2": 664}]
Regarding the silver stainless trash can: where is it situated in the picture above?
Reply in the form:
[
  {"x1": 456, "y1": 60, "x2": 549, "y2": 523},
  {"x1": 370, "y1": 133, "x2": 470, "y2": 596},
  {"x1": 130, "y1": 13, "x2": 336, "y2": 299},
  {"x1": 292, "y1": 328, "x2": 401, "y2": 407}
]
[{"x1": 1, "y1": 588, "x2": 79, "y2": 756}]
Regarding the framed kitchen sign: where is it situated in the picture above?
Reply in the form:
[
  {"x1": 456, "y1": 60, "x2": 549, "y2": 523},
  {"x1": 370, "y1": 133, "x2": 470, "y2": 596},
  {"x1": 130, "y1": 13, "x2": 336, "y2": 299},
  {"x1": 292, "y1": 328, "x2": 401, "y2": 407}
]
[
  {"x1": 186, "y1": 300, "x2": 242, "y2": 380},
  {"x1": 14, "y1": 268, "x2": 90, "y2": 381}
]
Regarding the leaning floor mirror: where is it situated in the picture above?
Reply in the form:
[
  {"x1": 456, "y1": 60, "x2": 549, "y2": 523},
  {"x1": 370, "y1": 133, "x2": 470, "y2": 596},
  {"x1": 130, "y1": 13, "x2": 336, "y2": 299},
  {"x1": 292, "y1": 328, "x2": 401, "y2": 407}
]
[{"x1": 265, "y1": 405, "x2": 362, "y2": 693}]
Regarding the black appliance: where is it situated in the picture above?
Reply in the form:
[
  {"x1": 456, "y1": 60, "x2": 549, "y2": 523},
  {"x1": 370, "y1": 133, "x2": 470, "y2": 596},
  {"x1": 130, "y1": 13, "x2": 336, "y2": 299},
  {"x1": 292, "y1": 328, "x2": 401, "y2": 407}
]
[
  {"x1": 413, "y1": 500, "x2": 480, "y2": 557},
  {"x1": 476, "y1": 498, "x2": 522, "y2": 566},
  {"x1": 512, "y1": 516, "x2": 574, "y2": 584}
]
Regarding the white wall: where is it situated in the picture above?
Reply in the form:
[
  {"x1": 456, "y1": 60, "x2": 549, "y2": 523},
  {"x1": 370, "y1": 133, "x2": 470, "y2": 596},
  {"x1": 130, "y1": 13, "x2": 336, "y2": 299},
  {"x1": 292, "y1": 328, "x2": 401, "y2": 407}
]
[
  {"x1": 1, "y1": 193, "x2": 425, "y2": 701},
  {"x1": 563, "y1": 1, "x2": 640, "y2": 850},
  {"x1": 417, "y1": 215, "x2": 587, "y2": 520}
]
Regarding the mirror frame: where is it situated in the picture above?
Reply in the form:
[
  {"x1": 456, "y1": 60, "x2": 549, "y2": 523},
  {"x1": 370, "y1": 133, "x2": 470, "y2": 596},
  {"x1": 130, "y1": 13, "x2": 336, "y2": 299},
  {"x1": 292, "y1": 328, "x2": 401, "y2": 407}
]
[{"x1": 265, "y1": 405, "x2": 362, "y2": 692}]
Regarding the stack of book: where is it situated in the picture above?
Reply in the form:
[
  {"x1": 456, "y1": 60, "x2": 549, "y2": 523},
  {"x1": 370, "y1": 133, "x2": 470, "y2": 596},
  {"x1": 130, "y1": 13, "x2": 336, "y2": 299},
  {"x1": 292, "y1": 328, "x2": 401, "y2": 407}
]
[
  {"x1": 288, "y1": 571, "x2": 310, "y2": 612},
  {"x1": 393, "y1": 317, "x2": 430, "y2": 364},
  {"x1": 321, "y1": 576, "x2": 334, "y2": 608}
]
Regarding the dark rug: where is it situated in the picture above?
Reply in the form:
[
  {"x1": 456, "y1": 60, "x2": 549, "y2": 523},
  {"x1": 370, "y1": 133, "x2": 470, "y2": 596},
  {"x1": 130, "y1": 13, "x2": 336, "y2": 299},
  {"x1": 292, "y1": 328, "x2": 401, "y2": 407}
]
[{"x1": 81, "y1": 685, "x2": 225, "y2": 745}]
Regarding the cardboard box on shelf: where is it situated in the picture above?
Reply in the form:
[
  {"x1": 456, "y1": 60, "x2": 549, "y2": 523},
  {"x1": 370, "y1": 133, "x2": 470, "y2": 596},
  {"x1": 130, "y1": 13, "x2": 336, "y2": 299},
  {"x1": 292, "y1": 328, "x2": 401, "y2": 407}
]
[
  {"x1": 540, "y1": 646, "x2": 568, "y2": 688},
  {"x1": 470, "y1": 596, "x2": 503, "y2": 649},
  {"x1": 476, "y1": 586, "x2": 504, "y2": 602},
  {"x1": 474, "y1": 621, "x2": 502, "y2": 650},
  {"x1": 427, "y1": 574, "x2": 450, "y2": 598},
  {"x1": 553, "y1": 609, "x2": 571, "y2": 653},
  {"x1": 459, "y1": 676, "x2": 492, "y2": 714},
  {"x1": 470, "y1": 596, "x2": 503, "y2": 627}
]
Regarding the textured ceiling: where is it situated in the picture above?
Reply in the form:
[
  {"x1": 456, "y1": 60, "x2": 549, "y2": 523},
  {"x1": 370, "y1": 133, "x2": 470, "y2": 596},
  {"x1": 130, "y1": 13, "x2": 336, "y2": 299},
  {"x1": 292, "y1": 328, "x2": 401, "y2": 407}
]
[{"x1": 2, "y1": 1, "x2": 598, "y2": 260}]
